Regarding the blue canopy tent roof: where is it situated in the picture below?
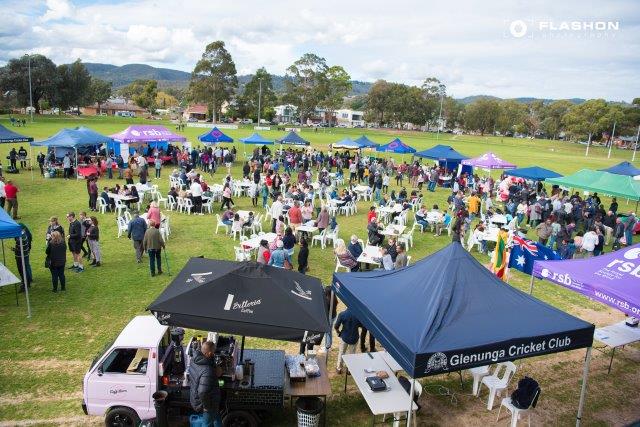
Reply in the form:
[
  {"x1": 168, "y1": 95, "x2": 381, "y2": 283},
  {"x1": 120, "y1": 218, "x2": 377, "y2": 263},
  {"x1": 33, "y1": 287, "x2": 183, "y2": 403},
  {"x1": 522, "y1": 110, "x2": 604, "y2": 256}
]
[
  {"x1": 30, "y1": 127, "x2": 112, "y2": 148},
  {"x1": 377, "y1": 138, "x2": 416, "y2": 154},
  {"x1": 276, "y1": 131, "x2": 310, "y2": 146},
  {"x1": 0, "y1": 209, "x2": 32, "y2": 317},
  {"x1": 332, "y1": 138, "x2": 362, "y2": 149},
  {"x1": 414, "y1": 144, "x2": 468, "y2": 163},
  {"x1": 505, "y1": 166, "x2": 562, "y2": 181},
  {"x1": 332, "y1": 243, "x2": 594, "y2": 379},
  {"x1": 599, "y1": 161, "x2": 640, "y2": 177},
  {"x1": 0, "y1": 124, "x2": 33, "y2": 143},
  {"x1": 198, "y1": 127, "x2": 234, "y2": 144},
  {"x1": 240, "y1": 133, "x2": 274, "y2": 145},
  {"x1": 354, "y1": 135, "x2": 378, "y2": 148}
]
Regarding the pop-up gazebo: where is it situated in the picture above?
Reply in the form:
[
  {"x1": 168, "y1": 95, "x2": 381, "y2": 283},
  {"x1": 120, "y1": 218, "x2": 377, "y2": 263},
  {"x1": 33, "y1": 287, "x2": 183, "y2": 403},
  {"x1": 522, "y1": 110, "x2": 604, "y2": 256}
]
[
  {"x1": 0, "y1": 209, "x2": 31, "y2": 318},
  {"x1": 332, "y1": 138, "x2": 361, "y2": 150},
  {"x1": 333, "y1": 243, "x2": 595, "y2": 426},
  {"x1": 276, "y1": 131, "x2": 310, "y2": 146},
  {"x1": 414, "y1": 144, "x2": 469, "y2": 170},
  {"x1": 599, "y1": 161, "x2": 640, "y2": 177},
  {"x1": 198, "y1": 127, "x2": 234, "y2": 144},
  {"x1": 240, "y1": 133, "x2": 273, "y2": 145},
  {"x1": 0, "y1": 124, "x2": 33, "y2": 143},
  {"x1": 505, "y1": 166, "x2": 562, "y2": 181},
  {"x1": 377, "y1": 138, "x2": 416, "y2": 154},
  {"x1": 462, "y1": 152, "x2": 517, "y2": 170},
  {"x1": 109, "y1": 125, "x2": 186, "y2": 162},
  {"x1": 353, "y1": 135, "x2": 379, "y2": 148}
]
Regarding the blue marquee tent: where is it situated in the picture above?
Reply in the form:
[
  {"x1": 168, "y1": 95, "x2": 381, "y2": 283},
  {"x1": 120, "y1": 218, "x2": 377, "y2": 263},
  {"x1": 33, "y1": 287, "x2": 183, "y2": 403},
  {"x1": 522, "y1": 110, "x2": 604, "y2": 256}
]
[
  {"x1": 240, "y1": 133, "x2": 274, "y2": 145},
  {"x1": 505, "y1": 166, "x2": 562, "y2": 181},
  {"x1": 600, "y1": 161, "x2": 640, "y2": 177},
  {"x1": 414, "y1": 144, "x2": 468, "y2": 163},
  {"x1": 0, "y1": 208, "x2": 32, "y2": 317},
  {"x1": 332, "y1": 138, "x2": 362, "y2": 149},
  {"x1": 0, "y1": 124, "x2": 33, "y2": 143},
  {"x1": 276, "y1": 131, "x2": 310, "y2": 146},
  {"x1": 198, "y1": 127, "x2": 234, "y2": 144},
  {"x1": 377, "y1": 138, "x2": 416, "y2": 154},
  {"x1": 31, "y1": 127, "x2": 112, "y2": 148},
  {"x1": 332, "y1": 243, "x2": 594, "y2": 379},
  {"x1": 354, "y1": 135, "x2": 378, "y2": 148}
]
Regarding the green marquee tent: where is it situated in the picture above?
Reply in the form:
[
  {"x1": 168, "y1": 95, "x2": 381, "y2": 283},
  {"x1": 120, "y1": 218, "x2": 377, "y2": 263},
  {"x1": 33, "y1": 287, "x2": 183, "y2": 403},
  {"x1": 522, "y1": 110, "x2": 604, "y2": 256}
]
[{"x1": 546, "y1": 169, "x2": 640, "y2": 201}]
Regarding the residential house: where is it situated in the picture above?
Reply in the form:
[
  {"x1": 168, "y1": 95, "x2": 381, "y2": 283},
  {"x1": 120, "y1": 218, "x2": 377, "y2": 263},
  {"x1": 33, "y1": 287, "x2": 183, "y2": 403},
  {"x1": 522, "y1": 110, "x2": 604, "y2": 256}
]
[
  {"x1": 335, "y1": 109, "x2": 365, "y2": 127},
  {"x1": 82, "y1": 98, "x2": 145, "y2": 116},
  {"x1": 183, "y1": 104, "x2": 208, "y2": 121}
]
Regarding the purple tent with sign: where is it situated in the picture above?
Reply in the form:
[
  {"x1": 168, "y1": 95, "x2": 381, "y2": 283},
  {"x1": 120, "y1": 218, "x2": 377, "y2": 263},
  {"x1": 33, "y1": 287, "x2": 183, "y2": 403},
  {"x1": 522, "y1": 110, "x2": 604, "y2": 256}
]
[
  {"x1": 532, "y1": 244, "x2": 640, "y2": 317},
  {"x1": 461, "y1": 152, "x2": 516, "y2": 169},
  {"x1": 110, "y1": 125, "x2": 186, "y2": 143}
]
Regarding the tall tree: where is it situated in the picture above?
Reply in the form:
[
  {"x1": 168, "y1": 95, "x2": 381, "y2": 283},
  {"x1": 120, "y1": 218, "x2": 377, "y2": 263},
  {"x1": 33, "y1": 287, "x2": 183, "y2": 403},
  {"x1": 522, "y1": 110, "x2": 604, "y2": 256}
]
[
  {"x1": 88, "y1": 78, "x2": 112, "y2": 114},
  {"x1": 463, "y1": 98, "x2": 502, "y2": 135},
  {"x1": 284, "y1": 53, "x2": 328, "y2": 124},
  {"x1": 540, "y1": 100, "x2": 573, "y2": 139},
  {"x1": 0, "y1": 54, "x2": 57, "y2": 113},
  {"x1": 240, "y1": 67, "x2": 277, "y2": 122},
  {"x1": 563, "y1": 99, "x2": 611, "y2": 141},
  {"x1": 133, "y1": 80, "x2": 158, "y2": 111},
  {"x1": 155, "y1": 91, "x2": 178, "y2": 109},
  {"x1": 497, "y1": 100, "x2": 527, "y2": 134},
  {"x1": 189, "y1": 41, "x2": 238, "y2": 122},
  {"x1": 421, "y1": 77, "x2": 445, "y2": 128},
  {"x1": 321, "y1": 65, "x2": 352, "y2": 124},
  {"x1": 365, "y1": 80, "x2": 393, "y2": 124},
  {"x1": 68, "y1": 59, "x2": 92, "y2": 109}
]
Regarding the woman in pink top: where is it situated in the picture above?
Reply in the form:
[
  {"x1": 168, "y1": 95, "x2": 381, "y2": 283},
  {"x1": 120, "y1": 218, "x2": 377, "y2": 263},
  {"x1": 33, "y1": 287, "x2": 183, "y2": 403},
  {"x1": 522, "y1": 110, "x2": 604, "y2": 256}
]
[{"x1": 147, "y1": 201, "x2": 161, "y2": 225}]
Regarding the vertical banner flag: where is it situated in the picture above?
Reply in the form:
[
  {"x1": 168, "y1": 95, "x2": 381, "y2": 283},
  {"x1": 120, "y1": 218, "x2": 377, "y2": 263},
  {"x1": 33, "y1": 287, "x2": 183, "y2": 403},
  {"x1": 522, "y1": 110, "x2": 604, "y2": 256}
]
[{"x1": 492, "y1": 229, "x2": 509, "y2": 279}]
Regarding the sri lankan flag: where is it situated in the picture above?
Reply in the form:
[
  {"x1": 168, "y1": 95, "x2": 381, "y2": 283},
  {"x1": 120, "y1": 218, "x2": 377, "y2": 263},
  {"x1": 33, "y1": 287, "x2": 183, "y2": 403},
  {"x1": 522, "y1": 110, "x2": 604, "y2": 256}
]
[{"x1": 492, "y1": 230, "x2": 509, "y2": 280}]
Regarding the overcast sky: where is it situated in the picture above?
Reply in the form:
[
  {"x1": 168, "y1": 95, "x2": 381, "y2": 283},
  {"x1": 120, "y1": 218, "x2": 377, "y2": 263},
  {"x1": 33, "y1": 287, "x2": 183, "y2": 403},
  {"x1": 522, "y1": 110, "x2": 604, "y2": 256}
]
[{"x1": 1, "y1": 0, "x2": 638, "y2": 101}]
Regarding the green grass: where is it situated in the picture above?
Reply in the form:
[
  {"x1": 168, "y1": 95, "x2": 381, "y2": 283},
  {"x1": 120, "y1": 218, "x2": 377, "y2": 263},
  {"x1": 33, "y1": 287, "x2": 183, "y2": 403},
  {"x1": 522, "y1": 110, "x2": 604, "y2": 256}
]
[{"x1": 0, "y1": 114, "x2": 638, "y2": 426}]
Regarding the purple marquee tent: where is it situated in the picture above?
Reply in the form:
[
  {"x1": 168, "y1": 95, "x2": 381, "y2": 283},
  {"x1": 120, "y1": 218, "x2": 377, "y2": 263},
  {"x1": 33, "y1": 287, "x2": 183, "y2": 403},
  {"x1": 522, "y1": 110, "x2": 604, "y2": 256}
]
[
  {"x1": 110, "y1": 125, "x2": 186, "y2": 143},
  {"x1": 461, "y1": 152, "x2": 516, "y2": 169},
  {"x1": 531, "y1": 244, "x2": 640, "y2": 317}
]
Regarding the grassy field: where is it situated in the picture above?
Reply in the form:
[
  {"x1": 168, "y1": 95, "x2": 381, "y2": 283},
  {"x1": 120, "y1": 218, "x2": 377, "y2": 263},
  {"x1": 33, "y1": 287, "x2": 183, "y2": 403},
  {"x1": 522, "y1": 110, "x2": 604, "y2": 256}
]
[{"x1": 0, "y1": 114, "x2": 638, "y2": 426}]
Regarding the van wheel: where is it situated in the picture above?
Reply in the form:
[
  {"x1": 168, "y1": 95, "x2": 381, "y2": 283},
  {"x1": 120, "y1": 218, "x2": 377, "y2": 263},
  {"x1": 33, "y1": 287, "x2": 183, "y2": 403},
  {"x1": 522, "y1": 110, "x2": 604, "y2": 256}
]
[
  {"x1": 105, "y1": 407, "x2": 140, "y2": 427},
  {"x1": 222, "y1": 410, "x2": 258, "y2": 427}
]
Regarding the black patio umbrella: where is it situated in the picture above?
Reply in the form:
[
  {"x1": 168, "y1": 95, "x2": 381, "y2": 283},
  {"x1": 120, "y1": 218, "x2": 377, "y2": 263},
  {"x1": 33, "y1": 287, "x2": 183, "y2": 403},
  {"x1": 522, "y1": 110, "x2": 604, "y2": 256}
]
[{"x1": 148, "y1": 258, "x2": 330, "y2": 343}]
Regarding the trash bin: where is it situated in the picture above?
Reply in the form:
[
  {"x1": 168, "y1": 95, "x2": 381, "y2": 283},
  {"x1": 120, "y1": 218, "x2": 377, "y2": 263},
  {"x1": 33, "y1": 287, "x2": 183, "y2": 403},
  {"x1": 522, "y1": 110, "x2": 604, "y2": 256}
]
[
  {"x1": 152, "y1": 390, "x2": 169, "y2": 427},
  {"x1": 295, "y1": 397, "x2": 324, "y2": 427}
]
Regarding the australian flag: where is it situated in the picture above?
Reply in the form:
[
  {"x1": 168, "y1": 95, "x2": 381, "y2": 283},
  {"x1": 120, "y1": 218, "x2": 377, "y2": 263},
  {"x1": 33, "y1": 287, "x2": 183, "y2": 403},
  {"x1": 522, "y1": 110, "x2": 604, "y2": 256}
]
[{"x1": 508, "y1": 235, "x2": 560, "y2": 275}]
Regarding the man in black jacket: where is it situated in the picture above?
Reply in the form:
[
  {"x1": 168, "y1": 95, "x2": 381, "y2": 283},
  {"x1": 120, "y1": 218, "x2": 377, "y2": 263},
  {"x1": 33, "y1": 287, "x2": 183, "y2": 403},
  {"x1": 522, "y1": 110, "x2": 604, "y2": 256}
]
[
  {"x1": 66, "y1": 212, "x2": 84, "y2": 272},
  {"x1": 189, "y1": 341, "x2": 222, "y2": 427}
]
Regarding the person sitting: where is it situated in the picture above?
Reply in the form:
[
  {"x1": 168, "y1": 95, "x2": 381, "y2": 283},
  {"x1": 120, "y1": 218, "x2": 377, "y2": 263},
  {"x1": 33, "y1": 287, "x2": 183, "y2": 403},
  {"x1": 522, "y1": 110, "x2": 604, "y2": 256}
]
[
  {"x1": 242, "y1": 212, "x2": 254, "y2": 232},
  {"x1": 335, "y1": 240, "x2": 359, "y2": 272},
  {"x1": 367, "y1": 219, "x2": 384, "y2": 246},
  {"x1": 101, "y1": 187, "x2": 113, "y2": 211},
  {"x1": 147, "y1": 202, "x2": 161, "y2": 225},
  {"x1": 256, "y1": 239, "x2": 271, "y2": 265},
  {"x1": 268, "y1": 240, "x2": 291, "y2": 268},
  {"x1": 347, "y1": 235, "x2": 363, "y2": 260},
  {"x1": 394, "y1": 243, "x2": 408, "y2": 269},
  {"x1": 282, "y1": 227, "x2": 297, "y2": 257},
  {"x1": 385, "y1": 237, "x2": 398, "y2": 262},
  {"x1": 415, "y1": 205, "x2": 429, "y2": 231},
  {"x1": 221, "y1": 209, "x2": 234, "y2": 226},
  {"x1": 374, "y1": 247, "x2": 394, "y2": 271}
]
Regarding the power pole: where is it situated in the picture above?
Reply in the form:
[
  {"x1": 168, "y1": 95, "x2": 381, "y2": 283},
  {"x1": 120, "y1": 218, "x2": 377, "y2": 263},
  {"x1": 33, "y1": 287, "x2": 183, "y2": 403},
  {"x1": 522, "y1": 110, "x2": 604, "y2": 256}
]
[{"x1": 26, "y1": 54, "x2": 34, "y2": 123}]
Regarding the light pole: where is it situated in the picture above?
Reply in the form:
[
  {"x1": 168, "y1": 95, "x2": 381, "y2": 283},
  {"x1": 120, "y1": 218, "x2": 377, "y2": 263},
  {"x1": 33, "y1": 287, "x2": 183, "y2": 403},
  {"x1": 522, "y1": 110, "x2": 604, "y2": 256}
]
[
  {"x1": 633, "y1": 124, "x2": 640, "y2": 162},
  {"x1": 436, "y1": 86, "x2": 444, "y2": 140},
  {"x1": 25, "y1": 54, "x2": 34, "y2": 123},
  {"x1": 607, "y1": 121, "x2": 617, "y2": 159},
  {"x1": 257, "y1": 77, "x2": 263, "y2": 127}
]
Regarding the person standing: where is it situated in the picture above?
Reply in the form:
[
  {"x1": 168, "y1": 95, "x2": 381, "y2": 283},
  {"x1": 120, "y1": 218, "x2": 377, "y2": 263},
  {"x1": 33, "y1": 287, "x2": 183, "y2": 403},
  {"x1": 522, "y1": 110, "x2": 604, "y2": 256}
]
[
  {"x1": 62, "y1": 153, "x2": 72, "y2": 179},
  {"x1": 87, "y1": 216, "x2": 101, "y2": 267},
  {"x1": 154, "y1": 156, "x2": 162, "y2": 179},
  {"x1": 270, "y1": 196, "x2": 284, "y2": 232},
  {"x1": 18, "y1": 146, "x2": 27, "y2": 168},
  {"x1": 220, "y1": 184, "x2": 234, "y2": 210},
  {"x1": 66, "y1": 212, "x2": 84, "y2": 272},
  {"x1": 105, "y1": 155, "x2": 114, "y2": 179},
  {"x1": 190, "y1": 179, "x2": 203, "y2": 214},
  {"x1": 188, "y1": 341, "x2": 222, "y2": 427},
  {"x1": 45, "y1": 217, "x2": 65, "y2": 243},
  {"x1": 88, "y1": 177, "x2": 98, "y2": 212},
  {"x1": 335, "y1": 308, "x2": 362, "y2": 374},
  {"x1": 142, "y1": 220, "x2": 165, "y2": 276},
  {"x1": 14, "y1": 223, "x2": 32, "y2": 292},
  {"x1": 9, "y1": 148, "x2": 17, "y2": 171},
  {"x1": 37, "y1": 152, "x2": 46, "y2": 176},
  {"x1": 116, "y1": 154, "x2": 124, "y2": 179},
  {"x1": 127, "y1": 212, "x2": 147, "y2": 263},
  {"x1": 297, "y1": 238, "x2": 309, "y2": 274},
  {"x1": 0, "y1": 176, "x2": 7, "y2": 209},
  {"x1": 4, "y1": 180, "x2": 19, "y2": 219},
  {"x1": 45, "y1": 231, "x2": 67, "y2": 292},
  {"x1": 625, "y1": 212, "x2": 636, "y2": 246}
]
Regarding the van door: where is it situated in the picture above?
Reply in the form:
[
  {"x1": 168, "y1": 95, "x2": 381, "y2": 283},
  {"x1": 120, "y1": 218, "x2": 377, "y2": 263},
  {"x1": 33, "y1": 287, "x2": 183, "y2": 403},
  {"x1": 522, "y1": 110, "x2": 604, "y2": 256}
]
[{"x1": 86, "y1": 347, "x2": 154, "y2": 420}]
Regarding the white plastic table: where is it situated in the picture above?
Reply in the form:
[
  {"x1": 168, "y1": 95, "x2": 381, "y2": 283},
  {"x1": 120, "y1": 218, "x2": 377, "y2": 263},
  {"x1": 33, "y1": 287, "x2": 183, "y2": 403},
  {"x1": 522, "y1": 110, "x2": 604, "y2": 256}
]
[
  {"x1": 379, "y1": 351, "x2": 404, "y2": 373},
  {"x1": 342, "y1": 352, "x2": 417, "y2": 424},
  {"x1": 381, "y1": 225, "x2": 406, "y2": 237},
  {"x1": 353, "y1": 185, "x2": 371, "y2": 193},
  {"x1": 594, "y1": 321, "x2": 640, "y2": 373},
  {"x1": 241, "y1": 232, "x2": 277, "y2": 250},
  {"x1": 357, "y1": 245, "x2": 382, "y2": 266}
]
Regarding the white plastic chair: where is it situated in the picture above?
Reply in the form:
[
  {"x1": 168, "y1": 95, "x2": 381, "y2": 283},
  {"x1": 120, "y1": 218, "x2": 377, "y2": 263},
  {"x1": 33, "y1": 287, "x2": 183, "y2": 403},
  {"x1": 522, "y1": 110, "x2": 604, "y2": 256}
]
[
  {"x1": 114, "y1": 199, "x2": 127, "y2": 217},
  {"x1": 156, "y1": 193, "x2": 168, "y2": 209},
  {"x1": 334, "y1": 256, "x2": 351, "y2": 273},
  {"x1": 325, "y1": 226, "x2": 339, "y2": 248},
  {"x1": 202, "y1": 198, "x2": 213, "y2": 214},
  {"x1": 496, "y1": 389, "x2": 540, "y2": 427},
  {"x1": 216, "y1": 214, "x2": 230, "y2": 235},
  {"x1": 124, "y1": 211, "x2": 132, "y2": 223},
  {"x1": 166, "y1": 195, "x2": 177, "y2": 211},
  {"x1": 390, "y1": 380, "x2": 423, "y2": 427},
  {"x1": 399, "y1": 227, "x2": 414, "y2": 250},
  {"x1": 469, "y1": 365, "x2": 492, "y2": 396},
  {"x1": 97, "y1": 198, "x2": 109, "y2": 214},
  {"x1": 234, "y1": 246, "x2": 250, "y2": 261},
  {"x1": 480, "y1": 361, "x2": 517, "y2": 410},
  {"x1": 116, "y1": 217, "x2": 128, "y2": 238},
  {"x1": 311, "y1": 229, "x2": 327, "y2": 249},
  {"x1": 252, "y1": 214, "x2": 263, "y2": 234},
  {"x1": 406, "y1": 255, "x2": 412, "y2": 266}
]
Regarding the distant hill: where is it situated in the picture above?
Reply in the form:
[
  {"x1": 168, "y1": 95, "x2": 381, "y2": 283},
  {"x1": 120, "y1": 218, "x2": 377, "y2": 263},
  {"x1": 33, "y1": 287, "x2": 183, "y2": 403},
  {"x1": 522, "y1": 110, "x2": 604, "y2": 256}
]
[{"x1": 82, "y1": 62, "x2": 585, "y2": 104}]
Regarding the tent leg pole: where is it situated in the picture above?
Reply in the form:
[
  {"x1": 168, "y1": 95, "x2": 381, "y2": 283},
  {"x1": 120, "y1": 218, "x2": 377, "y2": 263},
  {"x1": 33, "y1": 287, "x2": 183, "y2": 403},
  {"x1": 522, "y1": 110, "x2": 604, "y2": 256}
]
[
  {"x1": 528, "y1": 274, "x2": 535, "y2": 295},
  {"x1": 30, "y1": 147, "x2": 34, "y2": 182},
  {"x1": 19, "y1": 240, "x2": 31, "y2": 318},
  {"x1": 406, "y1": 378, "x2": 415, "y2": 427},
  {"x1": 576, "y1": 347, "x2": 592, "y2": 427},
  {"x1": 240, "y1": 335, "x2": 245, "y2": 362},
  {"x1": 326, "y1": 289, "x2": 336, "y2": 368}
]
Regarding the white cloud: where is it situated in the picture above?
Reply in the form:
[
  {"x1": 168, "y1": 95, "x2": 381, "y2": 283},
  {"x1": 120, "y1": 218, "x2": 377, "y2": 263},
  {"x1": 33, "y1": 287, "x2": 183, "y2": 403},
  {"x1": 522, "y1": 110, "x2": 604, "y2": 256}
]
[{"x1": 0, "y1": 0, "x2": 637, "y2": 101}]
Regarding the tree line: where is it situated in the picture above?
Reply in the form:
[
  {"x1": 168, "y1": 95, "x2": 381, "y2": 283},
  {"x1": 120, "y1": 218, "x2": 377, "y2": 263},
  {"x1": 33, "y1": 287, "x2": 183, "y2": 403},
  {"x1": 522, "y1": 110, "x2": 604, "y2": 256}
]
[{"x1": 1, "y1": 45, "x2": 638, "y2": 141}]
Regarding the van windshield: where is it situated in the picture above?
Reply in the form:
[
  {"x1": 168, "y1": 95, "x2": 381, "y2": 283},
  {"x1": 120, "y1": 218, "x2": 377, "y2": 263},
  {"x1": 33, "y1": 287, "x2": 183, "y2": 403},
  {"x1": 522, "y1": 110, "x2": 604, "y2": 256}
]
[{"x1": 90, "y1": 339, "x2": 115, "y2": 370}]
